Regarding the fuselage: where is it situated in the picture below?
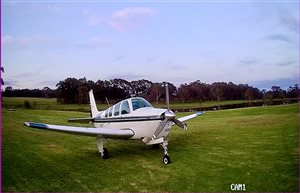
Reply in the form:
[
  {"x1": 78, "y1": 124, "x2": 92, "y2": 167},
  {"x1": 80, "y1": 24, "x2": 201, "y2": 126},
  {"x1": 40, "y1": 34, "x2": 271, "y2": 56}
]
[{"x1": 93, "y1": 97, "x2": 172, "y2": 140}]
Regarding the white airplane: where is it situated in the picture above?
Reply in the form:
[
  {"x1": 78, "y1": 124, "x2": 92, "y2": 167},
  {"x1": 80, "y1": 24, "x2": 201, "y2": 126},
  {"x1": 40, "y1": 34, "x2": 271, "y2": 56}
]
[{"x1": 24, "y1": 83, "x2": 204, "y2": 164}]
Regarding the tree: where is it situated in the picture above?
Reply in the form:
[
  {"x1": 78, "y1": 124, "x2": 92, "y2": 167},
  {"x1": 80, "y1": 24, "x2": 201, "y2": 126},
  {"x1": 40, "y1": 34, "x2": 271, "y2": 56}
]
[
  {"x1": 56, "y1": 77, "x2": 80, "y2": 104},
  {"x1": 149, "y1": 83, "x2": 163, "y2": 104},
  {"x1": 287, "y1": 84, "x2": 298, "y2": 98},
  {"x1": 211, "y1": 82, "x2": 224, "y2": 102},
  {"x1": 77, "y1": 78, "x2": 89, "y2": 104},
  {"x1": 270, "y1": 86, "x2": 282, "y2": 99},
  {"x1": 110, "y1": 78, "x2": 132, "y2": 97},
  {"x1": 178, "y1": 84, "x2": 190, "y2": 103},
  {"x1": 244, "y1": 88, "x2": 254, "y2": 101},
  {"x1": 130, "y1": 79, "x2": 152, "y2": 98},
  {"x1": 4, "y1": 86, "x2": 13, "y2": 97},
  {"x1": 42, "y1": 87, "x2": 55, "y2": 98}
]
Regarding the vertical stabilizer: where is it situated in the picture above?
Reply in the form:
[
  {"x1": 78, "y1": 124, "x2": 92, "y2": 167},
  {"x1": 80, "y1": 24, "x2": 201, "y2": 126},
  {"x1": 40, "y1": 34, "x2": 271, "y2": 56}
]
[{"x1": 89, "y1": 90, "x2": 100, "y2": 118}]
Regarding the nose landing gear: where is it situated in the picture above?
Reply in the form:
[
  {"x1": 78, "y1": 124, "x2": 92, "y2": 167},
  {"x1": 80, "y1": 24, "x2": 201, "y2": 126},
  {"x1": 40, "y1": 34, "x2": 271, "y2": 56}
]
[{"x1": 161, "y1": 140, "x2": 171, "y2": 165}]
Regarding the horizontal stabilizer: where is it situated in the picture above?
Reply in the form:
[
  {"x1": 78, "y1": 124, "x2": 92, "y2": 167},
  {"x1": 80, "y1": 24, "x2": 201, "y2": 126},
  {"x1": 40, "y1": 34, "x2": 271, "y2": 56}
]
[{"x1": 24, "y1": 122, "x2": 134, "y2": 139}]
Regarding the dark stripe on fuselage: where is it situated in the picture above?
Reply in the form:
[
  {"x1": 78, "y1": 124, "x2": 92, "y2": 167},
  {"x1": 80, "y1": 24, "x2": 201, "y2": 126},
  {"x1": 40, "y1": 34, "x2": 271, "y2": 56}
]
[{"x1": 93, "y1": 116, "x2": 163, "y2": 123}]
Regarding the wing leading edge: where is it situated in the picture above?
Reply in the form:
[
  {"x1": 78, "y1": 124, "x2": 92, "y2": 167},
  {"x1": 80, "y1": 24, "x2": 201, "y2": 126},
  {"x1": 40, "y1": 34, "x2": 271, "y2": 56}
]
[
  {"x1": 177, "y1": 111, "x2": 204, "y2": 123},
  {"x1": 24, "y1": 122, "x2": 134, "y2": 139}
]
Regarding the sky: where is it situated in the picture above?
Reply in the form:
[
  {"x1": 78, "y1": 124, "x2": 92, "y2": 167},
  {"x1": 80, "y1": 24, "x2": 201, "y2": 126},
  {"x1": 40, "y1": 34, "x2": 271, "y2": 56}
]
[{"x1": 1, "y1": 0, "x2": 299, "y2": 90}]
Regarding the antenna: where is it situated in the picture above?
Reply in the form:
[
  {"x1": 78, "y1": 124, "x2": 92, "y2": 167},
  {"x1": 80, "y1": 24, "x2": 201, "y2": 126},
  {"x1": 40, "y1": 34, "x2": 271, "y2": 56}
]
[{"x1": 105, "y1": 97, "x2": 110, "y2": 108}]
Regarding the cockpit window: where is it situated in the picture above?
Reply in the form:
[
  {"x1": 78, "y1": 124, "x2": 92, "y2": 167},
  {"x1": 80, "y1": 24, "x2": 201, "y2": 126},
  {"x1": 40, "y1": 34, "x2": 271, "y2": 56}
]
[
  {"x1": 108, "y1": 107, "x2": 113, "y2": 117},
  {"x1": 121, "y1": 100, "x2": 130, "y2": 115},
  {"x1": 114, "y1": 102, "x2": 121, "y2": 116},
  {"x1": 131, "y1": 98, "x2": 152, "y2": 111}
]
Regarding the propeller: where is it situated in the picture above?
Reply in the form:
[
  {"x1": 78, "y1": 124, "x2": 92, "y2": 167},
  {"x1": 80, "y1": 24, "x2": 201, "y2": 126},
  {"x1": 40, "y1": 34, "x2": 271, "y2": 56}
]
[
  {"x1": 152, "y1": 82, "x2": 187, "y2": 140},
  {"x1": 164, "y1": 82, "x2": 187, "y2": 130},
  {"x1": 165, "y1": 82, "x2": 170, "y2": 110}
]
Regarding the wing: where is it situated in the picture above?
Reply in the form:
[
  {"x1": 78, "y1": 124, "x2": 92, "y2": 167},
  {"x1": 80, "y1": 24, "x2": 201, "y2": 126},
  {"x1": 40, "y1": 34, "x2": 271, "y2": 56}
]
[
  {"x1": 24, "y1": 122, "x2": 134, "y2": 139},
  {"x1": 177, "y1": 111, "x2": 204, "y2": 122}
]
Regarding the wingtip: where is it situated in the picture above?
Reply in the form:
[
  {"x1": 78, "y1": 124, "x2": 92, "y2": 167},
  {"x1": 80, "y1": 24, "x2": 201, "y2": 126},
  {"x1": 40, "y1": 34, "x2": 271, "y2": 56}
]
[
  {"x1": 24, "y1": 122, "x2": 31, "y2": 127},
  {"x1": 196, "y1": 111, "x2": 205, "y2": 116}
]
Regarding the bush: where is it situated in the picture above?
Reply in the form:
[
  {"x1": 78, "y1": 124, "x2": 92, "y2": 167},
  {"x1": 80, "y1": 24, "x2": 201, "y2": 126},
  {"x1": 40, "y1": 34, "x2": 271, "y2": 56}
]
[{"x1": 24, "y1": 100, "x2": 31, "y2": 109}]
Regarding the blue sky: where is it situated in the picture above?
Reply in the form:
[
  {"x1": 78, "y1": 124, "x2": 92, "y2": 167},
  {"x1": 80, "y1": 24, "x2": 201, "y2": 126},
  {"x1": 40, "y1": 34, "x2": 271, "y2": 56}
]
[{"x1": 2, "y1": 0, "x2": 299, "y2": 90}]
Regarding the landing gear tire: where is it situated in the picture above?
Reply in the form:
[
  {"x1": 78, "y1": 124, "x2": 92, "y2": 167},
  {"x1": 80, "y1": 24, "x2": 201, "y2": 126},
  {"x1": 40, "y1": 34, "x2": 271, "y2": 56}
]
[
  {"x1": 163, "y1": 154, "x2": 171, "y2": 165},
  {"x1": 102, "y1": 148, "x2": 109, "y2": 159}
]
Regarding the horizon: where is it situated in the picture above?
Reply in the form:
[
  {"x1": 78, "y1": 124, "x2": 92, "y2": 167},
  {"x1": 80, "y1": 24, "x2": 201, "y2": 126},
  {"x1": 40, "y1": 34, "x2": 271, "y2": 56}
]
[
  {"x1": 1, "y1": 76, "x2": 298, "y2": 92},
  {"x1": 2, "y1": 1, "x2": 299, "y2": 91}
]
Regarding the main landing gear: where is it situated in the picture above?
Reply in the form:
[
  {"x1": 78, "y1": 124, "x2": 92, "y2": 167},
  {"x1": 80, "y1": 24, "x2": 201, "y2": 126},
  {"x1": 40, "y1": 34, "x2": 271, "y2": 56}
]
[
  {"x1": 96, "y1": 137, "x2": 109, "y2": 159},
  {"x1": 97, "y1": 136, "x2": 172, "y2": 164}
]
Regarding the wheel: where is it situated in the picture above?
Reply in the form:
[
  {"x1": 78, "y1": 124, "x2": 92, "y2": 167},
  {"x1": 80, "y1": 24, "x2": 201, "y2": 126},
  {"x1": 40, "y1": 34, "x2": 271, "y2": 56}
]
[
  {"x1": 102, "y1": 148, "x2": 109, "y2": 159},
  {"x1": 163, "y1": 154, "x2": 171, "y2": 165}
]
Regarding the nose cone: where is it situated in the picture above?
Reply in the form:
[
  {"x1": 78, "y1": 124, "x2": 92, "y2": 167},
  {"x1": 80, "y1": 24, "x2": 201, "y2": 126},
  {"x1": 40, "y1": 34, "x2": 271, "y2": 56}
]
[{"x1": 164, "y1": 109, "x2": 176, "y2": 119}]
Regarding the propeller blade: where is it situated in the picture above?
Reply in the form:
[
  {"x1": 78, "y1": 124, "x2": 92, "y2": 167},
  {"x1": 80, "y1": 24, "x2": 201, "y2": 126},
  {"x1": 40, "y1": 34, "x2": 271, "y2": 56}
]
[
  {"x1": 165, "y1": 82, "x2": 170, "y2": 110},
  {"x1": 153, "y1": 119, "x2": 169, "y2": 139},
  {"x1": 173, "y1": 118, "x2": 187, "y2": 130}
]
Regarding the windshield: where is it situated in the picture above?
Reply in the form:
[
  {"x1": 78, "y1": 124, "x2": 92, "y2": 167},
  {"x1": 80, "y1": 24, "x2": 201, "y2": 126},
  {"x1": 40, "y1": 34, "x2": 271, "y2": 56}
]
[{"x1": 131, "y1": 98, "x2": 152, "y2": 111}]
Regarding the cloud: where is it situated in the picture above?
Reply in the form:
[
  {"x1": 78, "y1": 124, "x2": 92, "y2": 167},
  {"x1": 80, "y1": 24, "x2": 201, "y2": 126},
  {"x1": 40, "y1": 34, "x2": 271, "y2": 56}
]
[
  {"x1": 280, "y1": 15, "x2": 299, "y2": 33},
  {"x1": 108, "y1": 7, "x2": 156, "y2": 31},
  {"x1": 76, "y1": 36, "x2": 112, "y2": 49},
  {"x1": 107, "y1": 73, "x2": 146, "y2": 81},
  {"x1": 2, "y1": 35, "x2": 48, "y2": 48},
  {"x1": 3, "y1": 66, "x2": 58, "y2": 89},
  {"x1": 19, "y1": 36, "x2": 48, "y2": 46},
  {"x1": 265, "y1": 34, "x2": 292, "y2": 43},
  {"x1": 251, "y1": 77, "x2": 299, "y2": 90},
  {"x1": 275, "y1": 60, "x2": 296, "y2": 67},
  {"x1": 2, "y1": 35, "x2": 14, "y2": 45},
  {"x1": 115, "y1": 55, "x2": 123, "y2": 61},
  {"x1": 4, "y1": 78, "x2": 33, "y2": 89},
  {"x1": 164, "y1": 60, "x2": 186, "y2": 71},
  {"x1": 83, "y1": 9, "x2": 102, "y2": 27},
  {"x1": 239, "y1": 58, "x2": 259, "y2": 65},
  {"x1": 4, "y1": 79, "x2": 19, "y2": 87},
  {"x1": 11, "y1": 67, "x2": 45, "y2": 80},
  {"x1": 47, "y1": 5, "x2": 61, "y2": 13},
  {"x1": 37, "y1": 80, "x2": 59, "y2": 89},
  {"x1": 145, "y1": 57, "x2": 156, "y2": 63},
  {"x1": 4, "y1": 78, "x2": 58, "y2": 89},
  {"x1": 168, "y1": 64, "x2": 186, "y2": 71}
]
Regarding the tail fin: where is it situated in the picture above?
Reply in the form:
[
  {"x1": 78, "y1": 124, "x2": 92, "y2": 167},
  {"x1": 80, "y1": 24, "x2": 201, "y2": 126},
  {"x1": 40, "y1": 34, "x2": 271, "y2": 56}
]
[{"x1": 89, "y1": 90, "x2": 100, "y2": 118}]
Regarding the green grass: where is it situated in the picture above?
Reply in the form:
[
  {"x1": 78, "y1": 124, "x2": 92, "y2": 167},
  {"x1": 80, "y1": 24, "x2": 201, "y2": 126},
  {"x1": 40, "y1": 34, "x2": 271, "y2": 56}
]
[{"x1": 2, "y1": 104, "x2": 299, "y2": 192}]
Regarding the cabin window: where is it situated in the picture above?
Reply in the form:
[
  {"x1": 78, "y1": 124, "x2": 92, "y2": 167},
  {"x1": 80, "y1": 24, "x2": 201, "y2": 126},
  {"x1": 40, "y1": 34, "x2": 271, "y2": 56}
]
[
  {"x1": 113, "y1": 102, "x2": 121, "y2": 116},
  {"x1": 105, "y1": 110, "x2": 108, "y2": 118},
  {"x1": 131, "y1": 98, "x2": 152, "y2": 111},
  {"x1": 121, "y1": 101, "x2": 130, "y2": 115},
  {"x1": 108, "y1": 107, "x2": 113, "y2": 117}
]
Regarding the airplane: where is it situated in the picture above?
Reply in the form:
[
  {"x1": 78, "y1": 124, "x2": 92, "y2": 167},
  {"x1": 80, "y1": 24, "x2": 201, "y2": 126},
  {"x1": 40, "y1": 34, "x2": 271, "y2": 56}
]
[{"x1": 24, "y1": 83, "x2": 204, "y2": 164}]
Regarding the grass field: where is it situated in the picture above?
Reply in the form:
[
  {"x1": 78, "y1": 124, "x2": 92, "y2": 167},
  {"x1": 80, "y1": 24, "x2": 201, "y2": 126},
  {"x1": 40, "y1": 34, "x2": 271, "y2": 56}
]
[{"x1": 2, "y1": 103, "x2": 299, "y2": 192}]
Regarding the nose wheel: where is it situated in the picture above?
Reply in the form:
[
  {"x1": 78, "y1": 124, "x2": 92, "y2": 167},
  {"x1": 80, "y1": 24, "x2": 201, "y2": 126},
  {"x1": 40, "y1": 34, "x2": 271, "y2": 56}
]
[
  {"x1": 161, "y1": 139, "x2": 171, "y2": 165},
  {"x1": 163, "y1": 154, "x2": 171, "y2": 164}
]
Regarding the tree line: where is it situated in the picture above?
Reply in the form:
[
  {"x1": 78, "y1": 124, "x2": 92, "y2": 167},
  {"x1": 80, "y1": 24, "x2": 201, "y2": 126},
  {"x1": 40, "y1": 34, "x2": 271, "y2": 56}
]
[{"x1": 2, "y1": 77, "x2": 299, "y2": 104}]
